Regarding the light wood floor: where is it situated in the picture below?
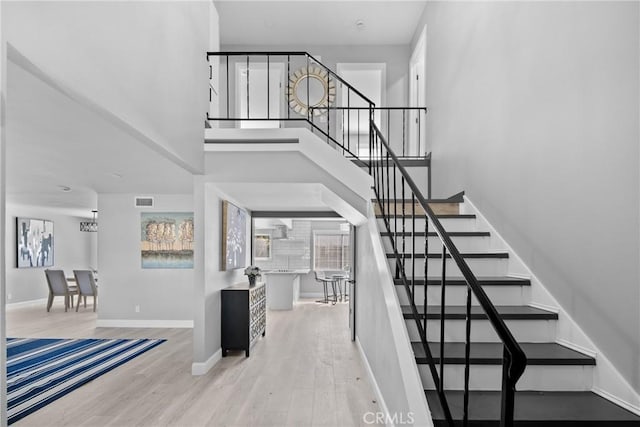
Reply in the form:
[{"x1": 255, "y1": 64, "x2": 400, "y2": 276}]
[{"x1": 7, "y1": 299, "x2": 379, "y2": 427}]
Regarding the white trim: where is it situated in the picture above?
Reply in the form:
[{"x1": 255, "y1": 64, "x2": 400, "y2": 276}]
[
  {"x1": 557, "y1": 338, "x2": 597, "y2": 359},
  {"x1": 528, "y1": 301, "x2": 559, "y2": 314},
  {"x1": 191, "y1": 348, "x2": 222, "y2": 376},
  {"x1": 593, "y1": 386, "x2": 640, "y2": 416},
  {"x1": 463, "y1": 195, "x2": 640, "y2": 416},
  {"x1": 356, "y1": 336, "x2": 392, "y2": 427},
  {"x1": 95, "y1": 319, "x2": 193, "y2": 328},
  {"x1": 6, "y1": 298, "x2": 48, "y2": 311},
  {"x1": 299, "y1": 292, "x2": 325, "y2": 298}
]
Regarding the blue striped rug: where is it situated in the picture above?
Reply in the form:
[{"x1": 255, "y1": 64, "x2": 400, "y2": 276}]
[{"x1": 7, "y1": 337, "x2": 165, "y2": 425}]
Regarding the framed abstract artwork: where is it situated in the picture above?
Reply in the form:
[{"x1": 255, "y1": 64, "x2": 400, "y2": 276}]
[
  {"x1": 221, "y1": 200, "x2": 247, "y2": 271},
  {"x1": 16, "y1": 217, "x2": 54, "y2": 268},
  {"x1": 140, "y1": 212, "x2": 194, "y2": 269}
]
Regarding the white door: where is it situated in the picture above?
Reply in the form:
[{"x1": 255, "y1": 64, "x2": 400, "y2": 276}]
[
  {"x1": 236, "y1": 62, "x2": 283, "y2": 129},
  {"x1": 409, "y1": 26, "x2": 427, "y2": 156}
]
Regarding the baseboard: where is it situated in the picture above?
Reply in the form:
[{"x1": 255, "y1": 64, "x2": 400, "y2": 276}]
[
  {"x1": 191, "y1": 348, "x2": 222, "y2": 376},
  {"x1": 95, "y1": 319, "x2": 194, "y2": 328},
  {"x1": 557, "y1": 338, "x2": 597, "y2": 359},
  {"x1": 593, "y1": 387, "x2": 640, "y2": 416},
  {"x1": 299, "y1": 292, "x2": 324, "y2": 298},
  {"x1": 6, "y1": 298, "x2": 48, "y2": 310},
  {"x1": 356, "y1": 337, "x2": 392, "y2": 427}
]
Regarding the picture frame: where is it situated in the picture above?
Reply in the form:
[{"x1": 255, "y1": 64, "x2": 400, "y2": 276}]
[
  {"x1": 221, "y1": 200, "x2": 247, "y2": 271},
  {"x1": 140, "y1": 212, "x2": 194, "y2": 269},
  {"x1": 16, "y1": 217, "x2": 54, "y2": 268}
]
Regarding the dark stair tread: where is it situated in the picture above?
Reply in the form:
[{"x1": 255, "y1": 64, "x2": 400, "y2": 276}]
[
  {"x1": 402, "y1": 305, "x2": 558, "y2": 320},
  {"x1": 412, "y1": 342, "x2": 595, "y2": 365},
  {"x1": 386, "y1": 252, "x2": 509, "y2": 259},
  {"x1": 376, "y1": 214, "x2": 476, "y2": 219},
  {"x1": 380, "y1": 231, "x2": 490, "y2": 237},
  {"x1": 394, "y1": 276, "x2": 531, "y2": 286},
  {"x1": 426, "y1": 390, "x2": 640, "y2": 425}
]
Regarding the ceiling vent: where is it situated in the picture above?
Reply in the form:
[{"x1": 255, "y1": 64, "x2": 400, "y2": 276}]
[{"x1": 135, "y1": 197, "x2": 154, "y2": 208}]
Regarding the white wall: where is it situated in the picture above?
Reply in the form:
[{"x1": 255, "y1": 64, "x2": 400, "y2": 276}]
[
  {"x1": 0, "y1": 2, "x2": 7, "y2": 422},
  {"x1": 97, "y1": 194, "x2": 194, "y2": 325},
  {"x1": 192, "y1": 181, "x2": 249, "y2": 372},
  {"x1": 414, "y1": 1, "x2": 640, "y2": 391},
  {"x1": 4, "y1": 1, "x2": 209, "y2": 173},
  {"x1": 355, "y1": 207, "x2": 432, "y2": 426},
  {"x1": 5, "y1": 205, "x2": 96, "y2": 304}
]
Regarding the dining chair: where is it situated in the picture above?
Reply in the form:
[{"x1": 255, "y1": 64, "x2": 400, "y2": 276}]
[
  {"x1": 72, "y1": 270, "x2": 98, "y2": 312},
  {"x1": 44, "y1": 269, "x2": 77, "y2": 312}
]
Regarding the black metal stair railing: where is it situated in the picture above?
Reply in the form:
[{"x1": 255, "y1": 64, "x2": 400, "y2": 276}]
[
  {"x1": 207, "y1": 52, "x2": 374, "y2": 162},
  {"x1": 371, "y1": 122, "x2": 527, "y2": 427}
]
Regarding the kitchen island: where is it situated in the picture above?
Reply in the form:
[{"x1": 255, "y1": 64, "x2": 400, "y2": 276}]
[{"x1": 263, "y1": 269, "x2": 310, "y2": 310}]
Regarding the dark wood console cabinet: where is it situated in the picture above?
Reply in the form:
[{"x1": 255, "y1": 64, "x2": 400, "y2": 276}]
[{"x1": 221, "y1": 282, "x2": 266, "y2": 357}]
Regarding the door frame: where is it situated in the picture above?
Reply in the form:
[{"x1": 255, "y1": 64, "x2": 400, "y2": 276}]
[{"x1": 409, "y1": 25, "x2": 427, "y2": 156}]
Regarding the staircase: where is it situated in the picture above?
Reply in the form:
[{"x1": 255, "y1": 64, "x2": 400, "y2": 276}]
[{"x1": 378, "y1": 199, "x2": 640, "y2": 426}]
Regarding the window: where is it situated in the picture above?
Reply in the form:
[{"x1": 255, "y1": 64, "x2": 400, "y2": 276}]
[{"x1": 313, "y1": 231, "x2": 350, "y2": 271}]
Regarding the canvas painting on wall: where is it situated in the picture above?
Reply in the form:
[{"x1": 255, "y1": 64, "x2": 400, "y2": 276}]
[
  {"x1": 221, "y1": 200, "x2": 247, "y2": 271},
  {"x1": 16, "y1": 217, "x2": 54, "y2": 268},
  {"x1": 141, "y1": 212, "x2": 194, "y2": 268}
]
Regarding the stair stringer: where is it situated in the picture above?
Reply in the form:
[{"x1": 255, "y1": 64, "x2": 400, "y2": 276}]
[
  {"x1": 355, "y1": 201, "x2": 433, "y2": 427},
  {"x1": 461, "y1": 195, "x2": 640, "y2": 416}
]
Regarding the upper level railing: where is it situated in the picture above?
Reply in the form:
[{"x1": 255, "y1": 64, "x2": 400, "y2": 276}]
[{"x1": 207, "y1": 52, "x2": 428, "y2": 158}]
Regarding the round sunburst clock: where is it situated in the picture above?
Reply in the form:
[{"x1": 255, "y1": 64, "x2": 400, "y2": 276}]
[{"x1": 287, "y1": 65, "x2": 336, "y2": 117}]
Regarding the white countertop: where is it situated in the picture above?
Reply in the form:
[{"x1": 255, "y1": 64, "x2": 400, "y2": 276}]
[{"x1": 263, "y1": 269, "x2": 310, "y2": 275}]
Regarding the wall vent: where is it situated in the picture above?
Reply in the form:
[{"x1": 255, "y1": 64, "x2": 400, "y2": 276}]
[{"x1": 135, "y1": 197, "x2": 154, "y2": 208}]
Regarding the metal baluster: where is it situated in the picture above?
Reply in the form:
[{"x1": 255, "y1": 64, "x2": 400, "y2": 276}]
[
  {"x1": 226, "y1": 57, "x2": 229, "y2": 118},
  {"x1": 464, "y1": 285, "x2": 472, "y2": 427},
  {"x1": 440, "y1": 245, "x2": 447, "y2": 393},
  {"x1": 267, "y1": 55, "x2": 270, "y2": 119},
  {"x1": 348, "y1": 91, "x2": 352, "y2": 157},
  {"x1": 411, "y1": 192, "x2": 415, "y2": 306},
  {"x1": 423, "y1": 204, "x2": 429, "y2": 343},
  {"x1": 402, "y1": 108, "x2": 406, "y2": 156},
  {"x1": 358, "y1": 109, "x2": 361, "y2": 157},
  {"x1": 400, "y1": 171, "x2": 405, "y2": 280},
  {"x1": 306, "y1": 56, "x2": 310, "y2": 121},
  {"x1": 246, "y1": 56, "x2": 250, "y2": 119},
  {"x1": 386, "y1": 152, "x2": 390, "y2": 227},
  {"x1": 393, "y1": 163, "x2": 398, "y2": 278},
  {"x1": 418, "y1": 109, "x2": 422, "y2": 156},
  {"x1": 387, "y1": 109, "x2": 391, "y2": 149},
  {"x1": 287, "y1": 55, "x2": 290, "y2": 119}
]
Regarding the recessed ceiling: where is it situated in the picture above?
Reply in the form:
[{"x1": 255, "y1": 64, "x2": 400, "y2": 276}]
[
  {"x1": 215, "y1": 1, "x2": 426, "y2": 46},
  {"x1": 6, "y1": 57, "x2": 195, "y2": 213}
]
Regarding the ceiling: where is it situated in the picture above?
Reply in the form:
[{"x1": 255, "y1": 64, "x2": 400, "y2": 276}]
[
  {"x1": 215, "y1": 0, "x2": 426, "y2": 46},
  {"x1": 6, "y1": 58, "x2": 195, "y2": 217},
  {"x1": 215, "y1": 183, "x2": 328, "y2": 211}
]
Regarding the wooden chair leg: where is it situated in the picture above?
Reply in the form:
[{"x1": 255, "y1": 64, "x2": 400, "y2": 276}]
[
  {"x1": 76, "y1": 293, "x2": 80, "y2": 312},
  {"x1": 93, "y1": 296, "x2": 97, "y2": 312}
]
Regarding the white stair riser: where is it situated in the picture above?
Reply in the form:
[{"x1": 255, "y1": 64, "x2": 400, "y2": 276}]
[
  {"x1": 418, "y1": 365, "x2": 594, "y2": 391},
  {"x1": 395, "y1": 284, "x2": 530, "y2": 306},
  {"x1": 382, "y1": 236, "x2": 495, "y2": 253},
  {"x1": 388, "y1": 258, "x2": 509, "y2": 277},
  {"x1": 378, "y1": 217, "x2": 478, "y2": 233},
  {"x1": 405, "y1": 319, "x2": 557, "y2": 343}
]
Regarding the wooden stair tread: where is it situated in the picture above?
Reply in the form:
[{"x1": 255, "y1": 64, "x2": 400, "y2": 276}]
[
  {"x1": 394, "y1": 276, "x2": 531, "y2": 286},
  {"x1": 401, "y1": 305, "x2": 558, "y2": 320},
  {"x1": 386, "y1": 252, "x2": 509, "y2": 259},
  {"x1": 376, "y1": 214, "x2": 475, "y2": 219},
  {"x1": 380, "y1": 231, "x2": 490, "y2": 237},
  {"x1": 412, "y1": 342, "x2": 595, "y2": 365},
  {"x1": 426, "y1": 391, "x2": 640, "y2": 425}
]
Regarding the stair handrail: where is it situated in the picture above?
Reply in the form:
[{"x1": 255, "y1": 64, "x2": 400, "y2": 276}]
[{"x1": 371, "y1": 122, "x2": 527, "y2": 427}]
